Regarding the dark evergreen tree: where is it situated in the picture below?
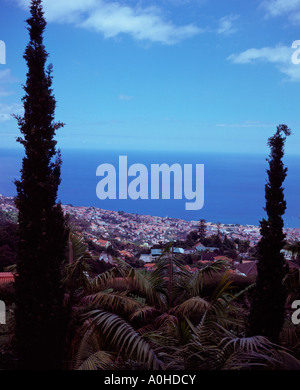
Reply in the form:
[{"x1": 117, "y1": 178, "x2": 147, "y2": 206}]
[
  {"x1": 222, "y1": 235, "x2": 234, "y2": 251},
  {"x1": 216, "y1": 222, "x2": 222, "y2": 238},
  {"x1": 197, "y1": 219, "x2": 206, "y2": 242},
  {"x1": 186, "y1": 230, "x2": 199, "y2": 246},
  {"x1": 247, "y1": 124, "x2": 291, "y2": 342},
  {"x1": 14, "y1": 0, "x2": 68, "y2": 369}
]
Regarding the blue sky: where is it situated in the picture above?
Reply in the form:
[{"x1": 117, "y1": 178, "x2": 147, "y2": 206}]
[{"x1": 1, "y1": 0, "x2": 300, "y2": 154}]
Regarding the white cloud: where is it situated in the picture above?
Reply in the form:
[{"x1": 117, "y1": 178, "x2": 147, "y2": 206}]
[
  {"x1": 227, "y1": 44, "x2": 300, "y2": 81},
  {"x1": 81, "y1": 3, "x2": 201, "y2": 44},
  {"x1": 0, "y1": 89, "x2": 14, "y2": 98},
  {"x1": 0, "y1": 69, "x2": 18, "y2": 83},
  {"x1": 15, "y1": 0, "x2": 202, "y2": 44},
  {"x1": 216, "y1": 15, "x2": 239, "y2": 36},
  {"x1": 0, "y1": 103, "x2": 23, "y2": 122},
  {"x1": 227, "y1": 45, "x2": 291, "y2": 64},
  {"x1": 261, "y1": 0, "x2": 300, "y2": 23},
  {"x1": 16, "y1": 0, "x2": 97, "y2": 23},
  {"x1": 0, "y1": 69, "x2": 19, "y2": 97},
  {"x1": 262, "y1": 0, "x2": 300, "y2": 16}
]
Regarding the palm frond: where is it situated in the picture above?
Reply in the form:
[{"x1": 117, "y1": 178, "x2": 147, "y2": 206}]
[
  {"x1": 68, "y1": 232, "x2": 89, "y2": 263},
  {"x1": 77, "y1": 351, "x2": 117, "y2": 370},
  {"x1": 221, "y1": 334, "x2": 277, "y2": 354},
  {"x1": 3, "y1": 264, "x2": 17, "y2": 273},
  {"x1": 171, "y1": 296, "x2": 209, "y2": 317},
  {"x1": 87, "y1": 267, "x2": 117, "y2": 293},
  {"x1": 130, "y1": 306, "x2": 160, "y2": 322},
  {"x1": 115, "y1": 258, "x2": 166, "y2": 309},
  {"x1": 62, "y1": 232, "x2": 92, "y2": 294},
  {"x1": 220, "y1": 349, "x2": 281, "y2": 370},
  {"x1": 155, "y1": 313, "x2": 179, "y2": 329},
  {"x1": 62, "y1": 256, "x2": 91, "y2": 294},
  {"x1": 209, "y1": 270, "x2": 234, "y2": 303},
  {"x1": 182, "y1": 260, "x2": 229, "y2": 298},
  {"x1": 272, "y1": 349, "x2": 300, "y2": 370},
  {"x1": 73, "y1": 328, "x2": 101, "y2": 369},
  {"x1": 82, "y1": 309, "x2": 164, "y2": 370},
  {"x1": 280, "y1": 319, "x2": 300, "y2": 348},
  {"x1": 82, "y1": 290, "x2": 141, "y2": 315}
]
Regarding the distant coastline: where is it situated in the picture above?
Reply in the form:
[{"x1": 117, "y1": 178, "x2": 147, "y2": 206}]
[
  {"x1": 0, "y1": 148, "x2": 299, "y2": 228},
  {"x1": 1, "y1": 194, "x2": 299, "y2": 249}
]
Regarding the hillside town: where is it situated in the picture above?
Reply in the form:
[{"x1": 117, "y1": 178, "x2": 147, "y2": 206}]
[
  {"x1": 1, "y1": 194, "x2": 299, "y2": 246},
  {"x1": 1, "y1": 194, "x2": 300, "y2": 276}
]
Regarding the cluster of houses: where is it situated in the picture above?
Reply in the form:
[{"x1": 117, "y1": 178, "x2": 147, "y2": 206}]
[
  {"x1": 138, "y1": 241, "x2": 300, "y2": 278},
  {"x1": 139, "y1": 242, "x2": 220, "y2": 263},
  {"x1": 1, "y1": 240, "x2": 299, "y2": 288}
]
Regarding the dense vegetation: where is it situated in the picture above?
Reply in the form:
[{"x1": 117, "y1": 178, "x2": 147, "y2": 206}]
[
  {"x1": 0, "y1": 212, "x2": 17, "y2": 271},
  {"x1": 1, "y1": 236, "x2": 300, "y2": 370}
]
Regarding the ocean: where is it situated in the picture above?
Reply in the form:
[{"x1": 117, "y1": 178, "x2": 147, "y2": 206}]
[{"x1": 0, "y1": 148, "x2": 299, "y2": 228}]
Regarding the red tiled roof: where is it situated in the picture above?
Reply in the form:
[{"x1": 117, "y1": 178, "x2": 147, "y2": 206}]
[
  {"x1": 234, "y1": 261, "x2": 257, "y2": 276},
  {"x1": 0, "y1": 272, "x2": 15, "y2": 285},
  {"x1": 96, "y1": 239, "x2": 108, "y2": 245},
  {"x1": 120, "y1": 250, "x2": 134, "y2": 257},
  {"x1": 184, "y1": 264, "x2": 199, "y2": 272},
  {"x1": 194, "y1": 242, "x2": 205, "y2": 248},
  {"x1": 144, "y1": 263, "x2": 156, "y2": 268},
  {"x1": 214, "y1": 256, "x2": 230, "y2": 261}
]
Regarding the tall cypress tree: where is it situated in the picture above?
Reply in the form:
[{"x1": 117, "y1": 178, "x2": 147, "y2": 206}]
[
  {"x1": 14, "y1": 0, "x2": 68, "y2": 369},
  {"x1": 197, "y1": 219, "x2": 206, "y2": 242},
  {"x1": 248, "y1": 124, "x2": 291, "y2": 342}
]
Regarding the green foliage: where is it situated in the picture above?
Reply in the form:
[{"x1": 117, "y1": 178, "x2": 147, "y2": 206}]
[
  {"x1": 63, "y1": 233, "x2": 92, "y2": 297},
  {"x1": 0, "y1": 219, "x2": 17, "y2": 271},
  {"x1": 0, "y1": 210, "x2": 17, "y2": 224},
  {"x1": 79, "y1": 309, "x2": 164, "y2": 370},
  {"x1": 248, "y1": 124, "x2": 291, "y2": 342},
  {"x1": 64, "y1": 240, "x2": 299, "y2": 370},
  {"x1": 197, "y1": 219, "x2": 206, "y2": 242}
]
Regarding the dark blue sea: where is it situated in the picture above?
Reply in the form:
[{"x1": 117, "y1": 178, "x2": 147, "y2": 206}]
[{"x1": 0, "y1": 148, "x2": 299, "y2": 228}]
